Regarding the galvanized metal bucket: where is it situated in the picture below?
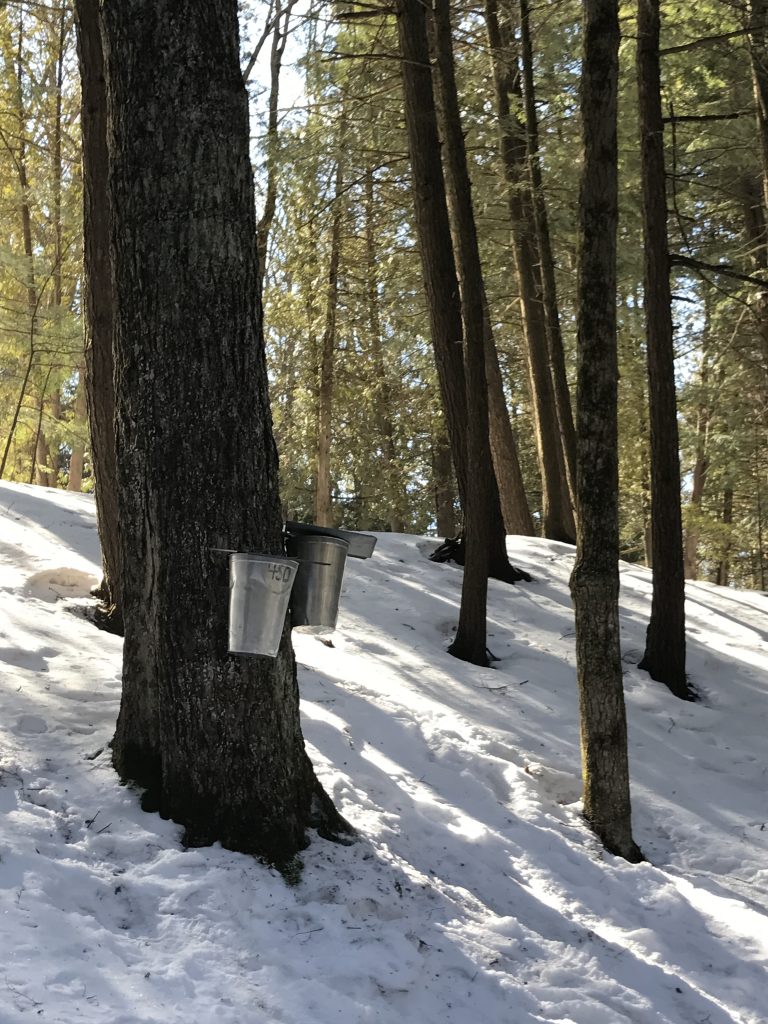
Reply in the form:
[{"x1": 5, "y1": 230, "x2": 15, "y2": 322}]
[
  {"x1": 228, "y1": 553, "x2": 299, "y2": 658},
  {"x1": 286, "y1": 533, "x2": 350, "y2": 633}
]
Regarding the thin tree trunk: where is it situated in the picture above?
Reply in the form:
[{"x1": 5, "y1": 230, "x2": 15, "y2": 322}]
[
  {"x1": 484, "y1": 314, "x2": 535, "y2": 535},
  {"x1": 68, "y1": 364, "x2": 88, "y2": 491},
  {"x1": 683, "y1": 307, "x2": 712, "y2": 579},
  {"x1": 32, "y1": 384, "x2": 52, "y2": 486},
  {"x1": 395, "y1": 0, "x2": 468, "y2": 505},
  {"x1": 1, "y1": 342, "x2": 35, "y2": 480},
  {"x1": 748, "y1": 0, "x2": 768, "y2": 216},
  {"x1": 430, "y1": 0, "x2": 492, "y2": 665},
  {"x1": 101, "y1": 0, "x2": 347, "y2": 861},
  {"x1": 432, "y1": 425, "x2": 457, "y2": 537},
  {"x1": 755, "y1": 442, "x2": 766, "y2": 590},
  {"x1": 570, "y1": 0, "x2": 641, "y2": 863},
  {"x1": 1, "y1": 15, "x2": 40, "y2": 482},
  {"x1": 517, "y1": 0, "x2": 578, "y2": 512},
  {"x1": 484, "y1": 0, "x2": 575, "y2": 542},
  {"x1": 314, "y1": 134, "x2": 345, "y2": 528},
  {"x1": 74, "y1": 0, "x2": 123, "y2": 629},
  {"x1": 636, "y1": 0, "x2": 689, "y2": 700},
  {"x1": 715, "y1": 487, "x2": 734, "y2": 586},
  {"x1": 255, "y1": 0, "x2": 296, "y2": 298},
  {"x1": 365, "y1": 166, "x2": 405, "y2": 533}
]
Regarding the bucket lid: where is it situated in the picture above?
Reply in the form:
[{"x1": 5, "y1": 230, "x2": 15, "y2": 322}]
[{"x1": 284, "y1": 521, "x2": 377, "y2": 559}]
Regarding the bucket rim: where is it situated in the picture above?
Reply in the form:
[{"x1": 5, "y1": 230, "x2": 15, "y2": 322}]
[
  {"x1": 286, "y1": 534, "x2": 350, "y2": 551},
  {"x1": 230, "y1": 552, "x2": 300, "y2": 566}
]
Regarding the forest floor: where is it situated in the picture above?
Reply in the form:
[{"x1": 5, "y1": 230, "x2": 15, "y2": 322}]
[{"x1": 0, "y1": 480, "x2": 767, "y2": 1024}]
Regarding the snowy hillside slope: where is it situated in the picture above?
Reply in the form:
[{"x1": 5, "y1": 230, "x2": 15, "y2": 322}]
[{"x1": 0, "y1": 480, "x2": 766, "y2": 1024}]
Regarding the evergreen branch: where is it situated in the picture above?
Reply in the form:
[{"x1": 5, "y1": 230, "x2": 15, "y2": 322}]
[
  {"x1": 670, "y1": 254, "x2": 768, "y2": 287},
  {"x1": 662, "y1": 112, "x2": 742, "y2": 123},
  {"x1": 660, "y1": 30, "x2": 748, "y2": 55}
]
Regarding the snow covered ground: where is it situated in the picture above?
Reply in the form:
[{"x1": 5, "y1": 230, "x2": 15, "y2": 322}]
[{"x1": 0, "y1": 480, "x2": 766, "y2": 1024}]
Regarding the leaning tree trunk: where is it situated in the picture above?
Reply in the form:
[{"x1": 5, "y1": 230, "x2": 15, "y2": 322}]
[
  {"x1": 483, "y1": 310, "x2": 535, "y2": 536},
  {"x1": 570, "y1": 0, "x2": 642, "y2": 863},
  {"x1": 518, "y1": 0, "x2": 578, "y2": 510},
  {"x1": 314, "y1": 138, "x2": 345, "y2": 529},
  {"x1": 100, "y1": 0, "x2": 347, "y2": 862},
  {"x1": 254, "y1": 0, "x2": 296, "y2": 299},
  {"x1": 429, "y1": 0, "x2": 533, "y2": 541},
  {"x1": 636, "y1": 0, "x2": 689, "y2": 701},
  {"x1": 365, "y1": 166, "x2": 406, "y2": 533},
  {"x1": 74, "y1": 0, "x2": 123, "y2": 631},
  {"x1": 395, "y1": 0, "x2": 527, "y2": 588},
  {"x1": 484, "y1": 0, "x2": 575, "y2": 542},
  {"x1": 430, "y1": 0, "x2": 495, "y2": 665}
]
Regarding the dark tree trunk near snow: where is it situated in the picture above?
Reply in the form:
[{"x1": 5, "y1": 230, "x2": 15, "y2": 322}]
[
  {"x1": 714, "y1": 486, "x2": 734, "y2": 586},
  {"x1": 432, "y1": 426, "x2": 457, "y2": 537},
  {"x1": 395, "y1": 0, "x2": 525, "y2": 593},
  {"x1": 100, "y1": 0, "x2": 346, "y2": 862},
  {"x1": 73, "y1": 0, "x2": 123, "y2": 632},
  {"x1": 635, "y1": 0, "x2": 690, "y2": 701},
  {"x1": 484, "y1": 0, "x2": 575, "y2": 543},
  {"x1": 570, "y1": 0, "x2": 641, "y2": 863},
  {"x1": 431, "y1": 0, "x2": 495, "y2": 665},
  {"x1": 429, "y1": 0, "x2": 533, "y2": 542}
]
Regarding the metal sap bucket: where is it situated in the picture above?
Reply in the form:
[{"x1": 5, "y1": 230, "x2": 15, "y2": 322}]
[
  {"x1": 286, "y1": 533, "x2": 349, "y2": 633},
  {"x1": 228, "y1": 553, "x2": 299, "y2": 658},
  {"x1": 284, "y1": 520, "x2": 377, "y2": 559}
]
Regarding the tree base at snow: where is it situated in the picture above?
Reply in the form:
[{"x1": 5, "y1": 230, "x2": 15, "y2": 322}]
[{"x1": 430, "y1": 534, "x2": 532, "y2": 583}]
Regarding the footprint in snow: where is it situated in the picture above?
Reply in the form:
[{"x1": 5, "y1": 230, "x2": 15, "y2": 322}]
[
  {"x1": 14, "y1": 714, "x2": 48, "y2": 735},
  {"x1": 524, "y1": 762, "x2": 582, "y2": 805}
]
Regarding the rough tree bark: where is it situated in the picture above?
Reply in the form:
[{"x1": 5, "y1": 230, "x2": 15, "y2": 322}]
[
  {"x1": 100, "y1": 0, "x2": 347, "y2": 862},
  {"x1": 636, "y1": 0, "x2": 690, "y2": 700},
  {"x1": 73, "y1": 0, "x2": 123, "y2": 630},
  {"x1": 570, "y1": 0, "x2": 642, "y2": 863}
]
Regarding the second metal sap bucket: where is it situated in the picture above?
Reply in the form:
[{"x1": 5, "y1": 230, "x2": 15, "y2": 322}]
[
  {"x1": 285, "y1": 533, "x2": 350, "y2": 632},
  {"x1": 228, "y1": 553, "x2": 299, "y2": 658}
]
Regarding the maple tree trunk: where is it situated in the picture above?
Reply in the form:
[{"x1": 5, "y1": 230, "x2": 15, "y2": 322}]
[{"x1": 101, "y1": 0, "x2": 346, "y2": 861}]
